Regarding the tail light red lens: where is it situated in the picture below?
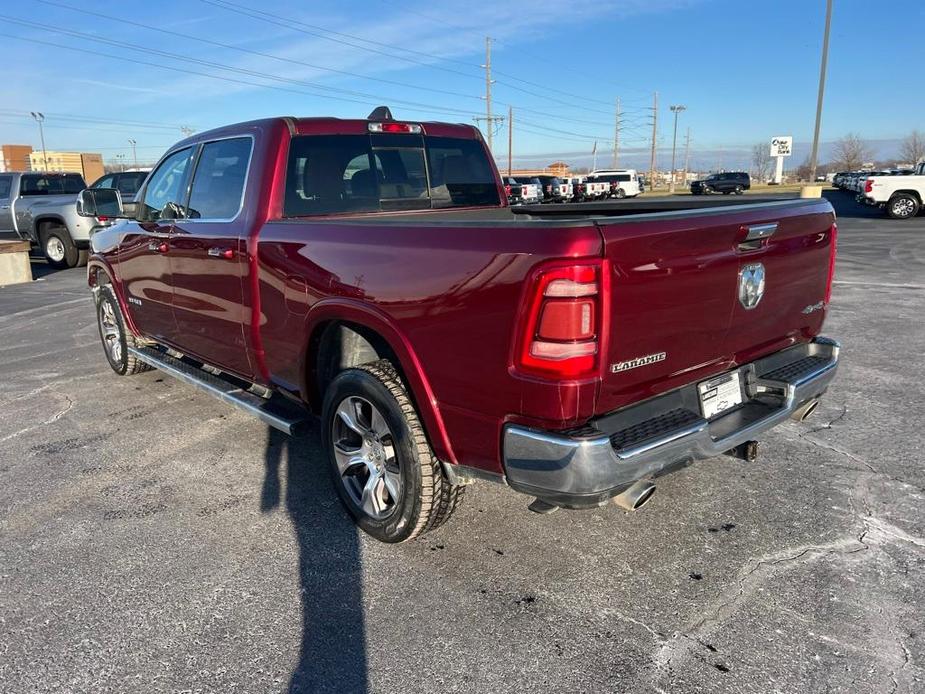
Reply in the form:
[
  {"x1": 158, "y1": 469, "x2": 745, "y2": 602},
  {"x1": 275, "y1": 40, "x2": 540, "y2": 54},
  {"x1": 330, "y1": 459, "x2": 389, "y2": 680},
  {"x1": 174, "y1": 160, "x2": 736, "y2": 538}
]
[
  {"x1": 505, "y1": 184, "x2": 512, "y2": 196},
  {"x1": 368, "y1": 122, "x2": 422, "y2": 133},
  {"x1": 515, "y1": 262, "x2": 603, "y2": 379},
  {"x1": 864, "y1": 178, "x2": 873, "y2": 193},
  {"x1": 824, "y1": 223, "x2": 837, "y2": 305}
]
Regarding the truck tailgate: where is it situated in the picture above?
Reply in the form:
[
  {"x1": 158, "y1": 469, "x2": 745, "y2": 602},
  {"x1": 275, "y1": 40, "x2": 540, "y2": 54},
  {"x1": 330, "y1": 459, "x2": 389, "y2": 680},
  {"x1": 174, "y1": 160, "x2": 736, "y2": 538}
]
[{"x1": 594, "y1": 199, "x2": 836, "y2": 415}]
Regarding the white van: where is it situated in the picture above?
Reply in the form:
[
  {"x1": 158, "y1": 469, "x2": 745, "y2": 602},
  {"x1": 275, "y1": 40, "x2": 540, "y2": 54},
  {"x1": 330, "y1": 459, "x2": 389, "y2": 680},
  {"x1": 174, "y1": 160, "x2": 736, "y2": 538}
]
[{"x1": 586, "y1": 169, "x2": 641, "y2": 198}]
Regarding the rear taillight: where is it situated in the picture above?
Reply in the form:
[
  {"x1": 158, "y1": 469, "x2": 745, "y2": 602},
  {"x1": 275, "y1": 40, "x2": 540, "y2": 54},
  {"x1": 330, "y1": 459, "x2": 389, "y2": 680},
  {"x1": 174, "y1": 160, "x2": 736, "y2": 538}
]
[
  {"x1": 824, "y1": 223, "x2": 837, "y2": 305},
  {"x1": 515, "y1": 262, "x2": 603, "y2": 379},
  {"x1": 505, "y1": 184, "x2": 512, "y2": 196},
  {"x1": 864, "y1": 178, "x2": 873, "y2": 193}
]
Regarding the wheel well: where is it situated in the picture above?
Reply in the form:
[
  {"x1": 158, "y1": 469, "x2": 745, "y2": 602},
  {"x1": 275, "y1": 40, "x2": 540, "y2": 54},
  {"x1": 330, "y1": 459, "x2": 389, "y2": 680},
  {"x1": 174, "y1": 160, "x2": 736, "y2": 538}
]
[
  {"x1": 309, "y1": 321, "x2": 404, "y2": 410},
  {"x1": 891, "y1": 190, "x2": 922, "y2": 204},
  {"x1": 36, "y1": 217, "x2": 69, "y2": 242}
]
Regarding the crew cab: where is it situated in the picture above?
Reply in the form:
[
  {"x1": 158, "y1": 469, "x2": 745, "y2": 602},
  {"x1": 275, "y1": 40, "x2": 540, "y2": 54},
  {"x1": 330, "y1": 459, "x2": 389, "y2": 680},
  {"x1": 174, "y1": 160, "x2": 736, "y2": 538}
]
[
  {"x1": 0, "y1": 171, "x2": 98, "y2": 268},
  {"x1": 858, "y1": 163, "x2": 925, "y2": 218},
  {"x1": 79, "y1": 109, "x2": 840, "y2": 543}
]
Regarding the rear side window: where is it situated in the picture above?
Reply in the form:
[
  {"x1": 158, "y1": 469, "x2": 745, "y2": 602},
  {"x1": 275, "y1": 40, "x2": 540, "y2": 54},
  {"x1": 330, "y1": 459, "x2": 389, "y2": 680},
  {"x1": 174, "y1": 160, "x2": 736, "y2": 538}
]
[
  {"x1": 19, "y1": 174, "x2": 86, "y2": 195},
  {"x1": 284, "y1": 133, "x2": 499, "y2": 217},
  {"x1": 0, "y1": 176, "x2": 11, "y2": 199},
  {"x1": 92, "y1": 175, "x2": 114, "y2": 189},
  {"x1": 188, "y1": 137, "x2": 252, "y2": 220},
  {"x1": 137, "y1": 148, "x2": 194, "y2": 221}
]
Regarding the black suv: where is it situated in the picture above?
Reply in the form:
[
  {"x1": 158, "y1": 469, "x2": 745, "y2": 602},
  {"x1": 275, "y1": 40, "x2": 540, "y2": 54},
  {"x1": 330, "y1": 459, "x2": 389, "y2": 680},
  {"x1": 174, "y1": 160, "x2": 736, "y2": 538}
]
[{"x1": 690, "y1": 171, "x2": 750, "y2": 195}]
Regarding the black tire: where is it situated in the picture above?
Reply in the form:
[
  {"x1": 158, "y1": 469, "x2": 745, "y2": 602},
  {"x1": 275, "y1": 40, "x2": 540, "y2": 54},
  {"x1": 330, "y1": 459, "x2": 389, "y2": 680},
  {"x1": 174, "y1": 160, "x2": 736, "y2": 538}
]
[
  {"x1": 96, "y1": 285, "x2": 152, "y2": 376},
  {"x1": 734, "y1": 185, "x2": 744, "y2": 195},
  {"x1": 702, "y1": 186, "x2": 712, "y2": 195},
  {"x1": 41, "y1": 223, "x2": 85, "y2": 269},
  {"x1": 614, "y1": 188, "x2": 626, "y2": 199},
  {"x1": 322, "y1": 360, "x2": 464, "y2": 543},
  {"x1": 886, "y1": 193, "x2": 920, "y2": 220}
]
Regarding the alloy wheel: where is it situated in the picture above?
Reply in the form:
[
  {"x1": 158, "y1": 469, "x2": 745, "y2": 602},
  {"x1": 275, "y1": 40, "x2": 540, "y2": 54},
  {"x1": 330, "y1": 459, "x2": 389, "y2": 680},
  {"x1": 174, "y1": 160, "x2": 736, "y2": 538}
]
[
  {"x1": 331, "y1": 395, "x2": 401, "y2": 520},
  {"x1": 99, "y1": 300, "x2": 123, "y2": 365},
  {"x1": 46, "y1": 236, "x2": 66, "y2": 262}
]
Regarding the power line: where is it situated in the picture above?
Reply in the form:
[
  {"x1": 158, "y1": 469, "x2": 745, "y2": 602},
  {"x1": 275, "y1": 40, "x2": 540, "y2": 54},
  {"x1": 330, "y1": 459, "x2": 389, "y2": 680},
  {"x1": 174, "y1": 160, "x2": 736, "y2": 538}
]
[{"x1": 36, "y1": 0, "x2": 484, "y2": 104}]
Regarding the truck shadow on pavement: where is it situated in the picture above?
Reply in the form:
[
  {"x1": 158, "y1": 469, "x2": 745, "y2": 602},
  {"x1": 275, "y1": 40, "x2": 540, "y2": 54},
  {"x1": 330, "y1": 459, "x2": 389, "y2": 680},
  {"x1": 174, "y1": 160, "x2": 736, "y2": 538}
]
[
  {"x1": 822, "y1": 190, "x2": 887, "y2": 219},
  {"x1": 260, "y1": 426, "x2": 368, "y2": 694}
]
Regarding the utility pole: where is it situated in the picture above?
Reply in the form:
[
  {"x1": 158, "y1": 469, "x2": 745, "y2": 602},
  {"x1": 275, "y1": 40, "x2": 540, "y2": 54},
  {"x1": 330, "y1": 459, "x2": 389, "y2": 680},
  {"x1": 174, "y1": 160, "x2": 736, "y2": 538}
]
[
  {"x1": 809, "y1": 0, "x2": 833, "y2": 183},
  {"x1": 669, "y1": 105, "x2": 686, "y2": 194},
  {"x1": 612, "y1": 97, "x2": 621, "y2": 168},
  {"x1": 507, "y1": 105, "x2": 513, "y2": 176},
  {"x1": 648, "y1": 92, "x2": 658, "y2": 190},
  {"x1": 592, "y1": 141, "x2": 598, "y2": 173},
  {"x1": 128, "y1": 138, "x2": 137, "y2": 168},
  {"x1": 483, "y1": 36, "x2": 494, "y2": 152},
  {"x1": 116, "y1": 153, "x2": 125, "y2": 172},
  {"x1": 683, "y1": 127, "x2": 691, "y2": 184},
  {"x1": 30, "y1": 112, "x2": 47, "y2": 171}
]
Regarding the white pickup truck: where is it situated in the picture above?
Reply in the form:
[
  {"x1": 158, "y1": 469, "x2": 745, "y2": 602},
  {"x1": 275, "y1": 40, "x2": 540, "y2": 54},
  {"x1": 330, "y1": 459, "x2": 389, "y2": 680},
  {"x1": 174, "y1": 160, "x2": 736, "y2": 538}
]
[{"x1": 859, "y1": 162, "x2": 925, "y2": 219}]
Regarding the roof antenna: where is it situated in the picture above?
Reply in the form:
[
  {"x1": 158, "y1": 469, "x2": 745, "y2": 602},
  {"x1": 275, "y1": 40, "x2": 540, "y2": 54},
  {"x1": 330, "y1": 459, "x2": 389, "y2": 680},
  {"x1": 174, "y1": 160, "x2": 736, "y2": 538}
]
[{"x1": 368, "y1": 106, "x2": 393, "y2": 121}]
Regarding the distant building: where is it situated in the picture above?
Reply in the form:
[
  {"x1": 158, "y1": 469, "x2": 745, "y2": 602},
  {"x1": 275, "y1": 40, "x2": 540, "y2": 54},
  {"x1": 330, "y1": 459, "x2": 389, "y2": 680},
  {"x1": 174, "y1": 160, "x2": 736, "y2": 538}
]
[
  {"x1": 0, "y1": 144, "x2": 33, "y2": 172},
  {"x1": 29, "y1": 150, "x2": 104, "y2": 183},
  {"x1": 509, "y1": 162, "x2": 572, "y2": 177}
]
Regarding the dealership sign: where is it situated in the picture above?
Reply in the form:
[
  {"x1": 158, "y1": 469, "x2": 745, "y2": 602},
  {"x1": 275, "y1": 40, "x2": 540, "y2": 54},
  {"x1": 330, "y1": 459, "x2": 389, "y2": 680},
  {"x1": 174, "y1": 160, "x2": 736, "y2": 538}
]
[{"x1": 770, "y1": 136, "x2": 793, "y2": 157}]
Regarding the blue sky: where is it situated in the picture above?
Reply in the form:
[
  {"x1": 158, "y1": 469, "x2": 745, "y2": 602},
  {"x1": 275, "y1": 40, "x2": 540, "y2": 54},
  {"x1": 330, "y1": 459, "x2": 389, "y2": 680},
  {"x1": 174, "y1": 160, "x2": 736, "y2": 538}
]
[{"x1": 1, "y1": 0, "x2": 922, "y2": 170}]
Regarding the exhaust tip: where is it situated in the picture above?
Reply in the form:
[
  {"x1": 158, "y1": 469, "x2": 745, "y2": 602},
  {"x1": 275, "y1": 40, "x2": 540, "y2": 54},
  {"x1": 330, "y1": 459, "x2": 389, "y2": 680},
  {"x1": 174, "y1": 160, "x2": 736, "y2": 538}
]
[
  {"x1": 800, "y1": 400, "x2": 819, "y2": 422},
  {"x1": 613, "y1": 479, "x2": 656, "y2": 511}
]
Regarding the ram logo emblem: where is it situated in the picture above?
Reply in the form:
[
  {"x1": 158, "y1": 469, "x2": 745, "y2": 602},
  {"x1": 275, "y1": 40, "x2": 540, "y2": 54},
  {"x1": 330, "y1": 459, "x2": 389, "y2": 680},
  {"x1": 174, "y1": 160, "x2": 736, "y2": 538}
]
[{"x1": 738, "y1": 263, "x2": 766, "y2": 309}]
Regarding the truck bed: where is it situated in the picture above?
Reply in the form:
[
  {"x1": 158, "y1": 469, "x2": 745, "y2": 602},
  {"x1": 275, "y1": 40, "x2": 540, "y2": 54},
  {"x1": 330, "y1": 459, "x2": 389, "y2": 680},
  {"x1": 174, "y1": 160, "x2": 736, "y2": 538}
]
[{"x1": 317, "y1": 195, "x2": 812, "y2": 225}]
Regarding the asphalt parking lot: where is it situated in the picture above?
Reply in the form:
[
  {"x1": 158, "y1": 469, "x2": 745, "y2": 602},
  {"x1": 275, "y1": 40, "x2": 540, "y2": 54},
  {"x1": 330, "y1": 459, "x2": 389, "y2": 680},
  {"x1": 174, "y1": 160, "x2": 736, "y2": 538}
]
[{"x1": 1, "y1": 192, "x2": 923, "y2": 693}]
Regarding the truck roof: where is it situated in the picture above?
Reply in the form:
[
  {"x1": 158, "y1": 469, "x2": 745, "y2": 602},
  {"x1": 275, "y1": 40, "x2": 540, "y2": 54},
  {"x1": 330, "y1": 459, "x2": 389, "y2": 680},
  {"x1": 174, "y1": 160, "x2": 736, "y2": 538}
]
[{"x1": 171, "y1": 115, "x2": 481, "y2": 151}]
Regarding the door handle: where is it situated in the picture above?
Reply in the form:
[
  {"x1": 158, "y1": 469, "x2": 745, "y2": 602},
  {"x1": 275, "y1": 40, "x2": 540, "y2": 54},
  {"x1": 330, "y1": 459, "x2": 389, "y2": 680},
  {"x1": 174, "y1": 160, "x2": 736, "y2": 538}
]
[
  {"x1": 208, "y1": 247, "x2": 235, "y2": 259},
  {"x1": 148, "y1": 241, "x2": 169, "y2": 253}
]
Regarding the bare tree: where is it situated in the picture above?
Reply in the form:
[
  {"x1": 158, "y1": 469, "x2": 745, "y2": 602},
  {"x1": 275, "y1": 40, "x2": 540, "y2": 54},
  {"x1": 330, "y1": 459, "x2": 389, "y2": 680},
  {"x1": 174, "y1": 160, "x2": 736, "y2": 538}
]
[
  {"x1": 899, "y1": 130, "x2": 925, "y2": 165},
  {"x1": 831, "y1": 133, "x2": 873, "y2": 170},
  {"x1": 751, "y1": 143, "x2": 772, "y2": 182}
]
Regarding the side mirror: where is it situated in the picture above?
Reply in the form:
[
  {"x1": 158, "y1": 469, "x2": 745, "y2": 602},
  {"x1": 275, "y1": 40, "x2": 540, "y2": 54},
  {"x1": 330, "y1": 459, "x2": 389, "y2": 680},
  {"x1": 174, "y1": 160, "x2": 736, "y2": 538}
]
[{"x1": 77, "y1": 188, "x2": 127, "y2": 219}]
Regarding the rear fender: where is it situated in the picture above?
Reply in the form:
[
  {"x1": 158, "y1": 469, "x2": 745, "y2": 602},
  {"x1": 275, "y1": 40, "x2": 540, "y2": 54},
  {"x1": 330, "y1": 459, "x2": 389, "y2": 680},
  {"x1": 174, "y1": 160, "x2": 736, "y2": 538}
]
[{"x1": 300, "y1": 298, "x2": 457, "y2": 465}]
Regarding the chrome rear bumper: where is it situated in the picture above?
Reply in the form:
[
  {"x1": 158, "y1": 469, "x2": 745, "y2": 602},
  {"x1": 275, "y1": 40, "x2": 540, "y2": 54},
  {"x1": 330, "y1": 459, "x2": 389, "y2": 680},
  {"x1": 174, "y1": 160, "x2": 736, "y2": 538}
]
[{"x1": 502, "y1": 337, "x2": 840, "y2": 508}]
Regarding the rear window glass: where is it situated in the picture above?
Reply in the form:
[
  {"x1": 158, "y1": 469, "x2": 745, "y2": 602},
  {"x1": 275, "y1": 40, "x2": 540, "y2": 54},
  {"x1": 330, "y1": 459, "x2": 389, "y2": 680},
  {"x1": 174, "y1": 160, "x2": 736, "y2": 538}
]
[
  {"x1": 116, "y1": 172, "x2": 148, "y2": 196},
  {"x1": 20, "y1": 174, "x2": 86, "y2": 196},
  {"x1": 188, "y1": 137, "x2": 252, "y2": 219},
  {"x1": 284, "y1": 133, "x2": 500, "y2": 216},
  {"x1": 0, "y1": 176, "x2": 11, "y2": 199}
]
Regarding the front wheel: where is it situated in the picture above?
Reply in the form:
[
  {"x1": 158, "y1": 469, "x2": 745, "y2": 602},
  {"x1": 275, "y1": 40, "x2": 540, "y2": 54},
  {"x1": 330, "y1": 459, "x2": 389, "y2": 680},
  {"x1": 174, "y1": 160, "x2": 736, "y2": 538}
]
[
  {"x1": 887, "y1": 194, "x2": 920, "y2": 219},
  {"x1": 702, "y1": 186, "x2": 712, "y2": 195},
  {"x1": 322, "y1": 360, "x2": 464, "y2": 542},
  {"x1": 96, "y1": 285, "x2": 152, "y2": 375}
]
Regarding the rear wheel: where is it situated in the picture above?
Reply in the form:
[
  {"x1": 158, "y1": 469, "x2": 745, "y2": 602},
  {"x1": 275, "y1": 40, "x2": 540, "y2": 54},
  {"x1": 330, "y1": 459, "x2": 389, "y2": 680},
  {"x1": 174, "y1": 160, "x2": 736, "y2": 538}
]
[
  {"x1": 41, "y1": 224, "x2": 86, "y2": 269},
  {"x1": 734, "y1": 185, "x2": 744, "y2": 195},
  {"x1": 614, "y1": 188, "x2": 626, "y2": 199},
  {"x1": 96, "y1": 285, "x2": 152, "y2": 375},
  {"x1": 322, "y1": 360, "x2": 464, "y2": 543},
  {"x1": 887, "y1": 194, "x2": 920, "y2": 219}
]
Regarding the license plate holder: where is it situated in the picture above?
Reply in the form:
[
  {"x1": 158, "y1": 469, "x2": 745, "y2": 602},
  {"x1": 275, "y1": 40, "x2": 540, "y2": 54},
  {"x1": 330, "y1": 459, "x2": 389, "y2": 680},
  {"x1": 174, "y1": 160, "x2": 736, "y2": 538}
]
[{"x1": 697, "y1": 371, "x2": 744, "y2": 419}]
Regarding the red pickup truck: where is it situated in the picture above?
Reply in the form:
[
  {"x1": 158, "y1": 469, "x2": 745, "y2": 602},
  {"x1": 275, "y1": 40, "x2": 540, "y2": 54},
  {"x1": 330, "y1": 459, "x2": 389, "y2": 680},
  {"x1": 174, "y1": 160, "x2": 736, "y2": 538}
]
[{"x1": 78, "y1": 109, "x2": 840, "y2": 543}]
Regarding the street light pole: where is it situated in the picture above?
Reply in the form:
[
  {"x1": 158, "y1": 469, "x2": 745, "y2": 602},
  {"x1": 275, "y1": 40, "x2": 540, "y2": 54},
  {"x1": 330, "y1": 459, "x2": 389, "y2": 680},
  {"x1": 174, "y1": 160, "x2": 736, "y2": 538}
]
[
  {"x1": 116, "y1": 154, "x2": 125, "y2": 172},
  {"x1": 809, "y1": 0, "x2": 833, "y2": 183},
  {"x1": 669, "y1": 105, "x2": 686, "y2": 194},
  {"x1": 128, "y1": 139, "x2": 137, "y2": 168},
  {"x1": 30, "y1": 112, "x2": 47, "y2": 171}
]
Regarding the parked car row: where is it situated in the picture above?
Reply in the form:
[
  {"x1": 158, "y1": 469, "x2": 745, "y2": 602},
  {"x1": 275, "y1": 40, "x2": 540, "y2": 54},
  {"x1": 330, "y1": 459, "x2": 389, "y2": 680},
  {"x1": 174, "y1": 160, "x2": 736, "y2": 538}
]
[
  {"x1": 505, "y1": 169, "x2": 641, "y2": 205},
  {"x1": 844, "y1": 162, "x2": 925, "y2": 219},
  {"x1": 833, "y1": 168, "x2": 915, "y2": 194}
]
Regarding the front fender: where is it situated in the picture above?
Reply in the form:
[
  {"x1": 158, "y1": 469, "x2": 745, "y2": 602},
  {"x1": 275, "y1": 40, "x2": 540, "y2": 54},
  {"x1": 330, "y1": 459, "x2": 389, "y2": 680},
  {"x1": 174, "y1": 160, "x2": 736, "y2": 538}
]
[{"x1": 300, "y1": 298, "x2": 457, "y2": 466}]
